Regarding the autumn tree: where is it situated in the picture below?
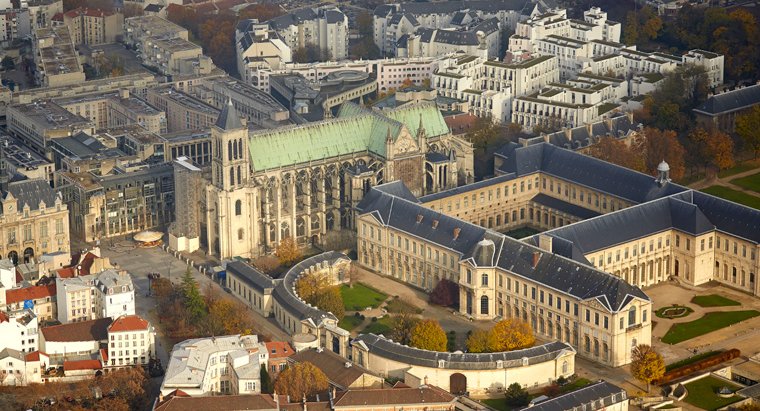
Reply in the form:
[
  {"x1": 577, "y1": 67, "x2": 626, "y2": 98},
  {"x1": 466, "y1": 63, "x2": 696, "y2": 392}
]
[
  {"x1": 736, "y1": 105, "x2": 760, "y2": 157},
  {"x1": 409, "y1": 319, "x2": 447, "y2": 352},
  {"x1": 643, "y1": 127, "x2": 687, "y2": 181},
  {"x1": 630, "y1": 344, "x2": 665, "y2": 392},
  {"x1": 276, "y1": 237, "x2": 302, "y2": 267},
  {"x1": 390, "y1": 312, "x2": 419, "y2": 344},
  {"x1": 642, "y1": 64, "x2": 709, "y2": 132},
  {"x1": 254, "y1": 255, "x2": 281, "y2": 275},
  {"x1": 274, "y1": 362, "x2": 329, "y2": 400},
  {"x1": 311, "y1": 286, "x2": 345, "y2": 319},
  {"x1": 429, "y1": 278, "x2": 459, "y2": 307},
  {"x1": 587, "y1": 136, "x2": 647, "y2": 173},
  {"x1": 295, "y1": 272, "x2": 344, "y2": 319},
  {"x1": 623, "y1": 6, "x2": 662, "y2": 46},
  {"x1": 202, "y1": 286, "x2": 256, "y2": 335},
  {"x1": 504, "y1": 382, "x2": 530, "y2": 407},
  {"x1": 487, "y1": 318, "x2": 535, "y2": 352},
  {"x1": 239, "y1": 3, "x2": 285, "y2": 22},
  {"x1": 465, "y1": 329, "x2": 490, "y2": 353},
  {"x1": 687, "y1": 127, "x2": 735, "y2": 172}
]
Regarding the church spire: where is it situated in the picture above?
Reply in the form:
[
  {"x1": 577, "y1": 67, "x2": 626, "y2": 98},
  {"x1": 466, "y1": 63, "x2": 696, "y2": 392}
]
[{"x1": 215, "y1": 98, "x2": 243, "y2": 130}]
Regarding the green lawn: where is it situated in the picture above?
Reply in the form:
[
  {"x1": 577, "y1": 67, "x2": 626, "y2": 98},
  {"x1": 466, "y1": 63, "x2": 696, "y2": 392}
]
[
  {"x1": 338, "y1": 315, "x2": 364, "y2": 331},
  {"x1": 666, "y1": 350, "x2": 722, "y2": 372},
  {"x1": 341, "y1": 283, "x2": 388, "y2": 311},
  {"x1": 732, "y1": 172, "x2": 760, "y2": 193},
  {"x1": 559, "y1": 378, "x2": 593, "y2": 394},
  {"x1": 482, "y1": 398, "x2": 511, "y2": 411},
  {"x1": 701, "y1": 186, "x2": 760, "y2": 209},
  {"x1": 719, "y1": 159, "x2": 760, "y2": 178},
  {"x1": 504, "y1": 227, "x2": 541, "y2": 239},
  {"x1": 480, "y1": 378, "x2": 592, "y2": 411},
  {"x1": 683, "y1": 376, "x2": 742, "y2": 411},
  {"x1": 691, "y1": 294, "x2": 741, "y2": 308},
  {"x1": 662, "y1": 310, "x2": 760, "y2": 344},
  {"x1": 385, "y1": 297, "x2": 423, "y2": 314},
  {"x1": 361, "y1": 316, "x2": 394, "y2": 336},
  {"x1": 655, "y1": 305, "x2": 694, "y2": 319}
]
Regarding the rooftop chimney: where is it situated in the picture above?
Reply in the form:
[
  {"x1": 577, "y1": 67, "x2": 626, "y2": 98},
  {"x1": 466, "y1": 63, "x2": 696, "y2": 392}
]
[
  {"x1": 532, "y1": 251, "x2": 540, "y2": 269},
  {"x1": 453, "y1": 227, "x2": 461, "y2": 240},
  {"x1": 432, "y1": 220, "x2": 439, "y2": 229},
  {"x1": 538, "y1": 234, "x2": 553, "y2": 253},
  {"x1": 416, "y1": 214, "x2": 424, "y2": 224}
]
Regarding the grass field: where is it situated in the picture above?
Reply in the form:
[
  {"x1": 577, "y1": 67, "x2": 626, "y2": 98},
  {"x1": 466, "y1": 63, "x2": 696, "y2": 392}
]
[
  {"x1": 701, "y1": 186, "x2": 760, "y2": 209},
  {"x1": 341, "y1": 283, "x2": 388, "y2": 311},
  {"x1": 691, "y1": 294, "x2": 741, "y2": 308},
  {"x1": 385, "y1": 297, "x2": 422, "y2": 314},
  {"x1": 732, "y1": 172, "x2": 760, "y2": 193},
  {"x1": 655, "y1": 304, "x2": 693, "y2": 319},
  {"x1": 662, "y1": 310, "x2": 760, "y2": 344},
  {"x1": 361, "y1": 316, "x2": 394, "y2": 336},
  {"x1": 683, "y1": 376, "x2": 742, "y2": 411},
  {"x1": 338, "y1": 315, "x2": 364, "y2": 331},
  {"x1": 665, "y1": 350, "x2": 722, "y2": 372},
  {"x1": 719, "y1": 159, "x2": 760, "y2": 178}
]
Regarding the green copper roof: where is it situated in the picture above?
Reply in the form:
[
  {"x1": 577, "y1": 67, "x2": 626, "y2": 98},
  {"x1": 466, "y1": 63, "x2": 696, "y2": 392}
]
[{"x1": 247, "y1": 102, "x2": 448, "y2": 172}]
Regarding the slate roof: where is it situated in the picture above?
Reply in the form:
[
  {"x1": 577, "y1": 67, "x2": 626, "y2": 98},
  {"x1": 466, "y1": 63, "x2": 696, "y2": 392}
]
[
  {"x1": 676, "y1": 190, "x2": 760, "y2": 244},
  {"x1": 395, "y1": 0, "x2": 529, "y2": 15},
  {"x1": 4, "y1": 179, "x2": 59, "y2": 212},
  {"x1": 144, "y1": 4, "x2": 163, "y2": 12},
  {"x1": 359, "y1": 185, "x2": 649, "y2": 311},
  {"x1": 531, "y1": 193, "x2": 600, "y2": 220},
  {"x1": 427, "y1": 29, "x2": 479, "y2": 46},
  {"x1": 353, "y1": 334, "x2": 573, "y2": 370},
  {"x1": 333, "y1": 386, "x2": 455, "y2": 406},
  {"x1": 226, "y1": 260, "x2": 275, "y2": 293},
  {"x1": 420, "y1": 174, "x2": 515, "y2": 203},
  {"x1": 518, "y1": 380, "x2": 626, "y2": 411},
  {"x1": 494, "y1": 143, "x2": 687, "y2": 204},
  {"x1": 694, "y1": 84, "x2": 760, "y2": 116},
  {"x1": 215, "y1": 98, "x2": 243, "y2": 130}
]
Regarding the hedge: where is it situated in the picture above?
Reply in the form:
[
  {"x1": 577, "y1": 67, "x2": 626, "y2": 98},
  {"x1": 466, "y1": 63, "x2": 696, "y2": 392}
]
[{"x1": 657, "y1": 349, "x2": 741, "y2": 385}]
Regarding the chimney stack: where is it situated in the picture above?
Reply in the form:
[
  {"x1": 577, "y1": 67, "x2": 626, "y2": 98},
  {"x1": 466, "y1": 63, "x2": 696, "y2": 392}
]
[
  {"x1": 416, "y1": 214, "x2": 424, "y2": 224},
  {"x1": 532, "y1": 251, "x2": 540, "y2": 269},
  {"x1": 432, "y1": 220, "x2": 439, "y2": 229},
  {"x1": 538, "y1": 234, "x2": 553, "y2": 253},
  {"x1": 453, "y1": 227, "x2": 461, "y2": 240}
]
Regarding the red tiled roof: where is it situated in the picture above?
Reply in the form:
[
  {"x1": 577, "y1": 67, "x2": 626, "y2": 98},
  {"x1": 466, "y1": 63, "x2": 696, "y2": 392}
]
[
  {"x1": 64, "y1": 359, "x2": 102, "y2": 371},
  {"x1": 41, "y1": 317, "x2": 111, "y2": 342},
  {"x1": 15, "y1": 271, "x2": 23, "y2": 284},
  {"x1": 78, "y1": 252, "x2": 97, "y2": 276},
  {"x1": 155, "y1": 393, "x2": 278, "y2": 411},
  {"x1": 56, "y1": 267, "x2": 76, "y2": 278},
  {"x1": 108, "y1": 315, "x2": 149, "y2": 332},
  {"x1": 444, "y1": 113, "x2": 479, "y2": 135},
  {"x1": 5, "y1": 284, "x2": 56, "y2": 304},
  {"x1": 168, "y1": 389, "x2": 191, "y2": 398},
  {"x1": 52, "y1": 12, "x2": 63, "y2": 21},
  {"x1": 25, "y1": 351, "x2": 47, "y2": 362},
  {"x1": 265, "y1": 341, "x2": 294, "y2": 359},
  {"x1": 0, "y1": 312, "x2": 8, "y2": 323},
  {"x1": 100, "y1": 348, "x2": 108, "y2": 362}
]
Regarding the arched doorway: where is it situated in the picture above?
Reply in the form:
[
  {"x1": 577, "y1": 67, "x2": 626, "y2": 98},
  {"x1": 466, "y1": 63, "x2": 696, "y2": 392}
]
[
  {"x1": 7, "y1": 250, "x2": 18, "y2": 265},
  {"x1": 23, "y1": 247, "x2": 34, "y2": 264},
  {"x1": 450, "y1": 373, "x2": 467, "y2": 395}
]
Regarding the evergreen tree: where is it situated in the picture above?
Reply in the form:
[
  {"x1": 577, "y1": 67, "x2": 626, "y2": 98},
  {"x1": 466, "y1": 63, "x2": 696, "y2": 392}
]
[{"x1": 181, "y1": 267, "x2": 206, "y2": 322}]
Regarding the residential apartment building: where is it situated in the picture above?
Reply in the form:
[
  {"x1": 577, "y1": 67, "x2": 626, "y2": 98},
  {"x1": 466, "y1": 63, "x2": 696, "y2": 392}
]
[
  {"x1": 0, "y1": 178, "x2": 70, "y2": 264},
  {"x1": 4, "y1": 284, "x2": 57, "y2": 321},
  {"x1": 160, "y1": 335, "x2": 268, "y2": 396},
  {"x1": 0, "y1": 309, "x2": 38, "y2": 353},
  {"x1": 0, "y1": 135, "x2": 54, "y2": 183},
  {"x1": 681, "y1": 49, "x2": 724, "y2": 88},
  {"x1": 400, "y1": 19, "x2": 501, "y2": 59},
  {"x1": 55, "y1": 90, "x2": 167, "y2": 134},
  {"x1": 0, "y1": 9, "x2": 31, "y2": 47},
  {"x1": 26, "y1": 0, "x2": 62, "y2": 30},
  {"x1": 124, "y1": 15, "x2": 209, "y2": 76},
  {"x1": 55, "y1": 269, "x2": 135, "y2": 323},
  {"x1": 235, "y1": 22, "x2": 292, "y2": 81},
  {"x1": 146, "y1": 87, "x2": 219, "y2": 133},
  {"x1": 32, "y1": 25, "x2": 86, "y2": 88},
  {"x1": 40, "y1": 317, "x2": 111, "y2": 363},
  {"x1": 107, "y1": 315, "x2": 155, "y2": 367},
  {"x1": 0, "y1": 349, "x2": 48, "y2": 386},
  {"x1": 56, "y1": 162, "x2": 174, "y2": 242},
  {"x1": 7, "y1": 100, "x2": 95, "y2": 155},
  {"x1": 265, "y1": 7, "x2": 348, "y2": 62},
  {"x1": 61, "y1": 8, "x2": 123, "y2": 46}
]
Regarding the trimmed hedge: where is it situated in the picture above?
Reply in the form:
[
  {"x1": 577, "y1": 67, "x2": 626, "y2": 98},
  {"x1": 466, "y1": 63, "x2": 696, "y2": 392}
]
[{"x1": 657, "y1": 349, "x2": 740, "y2": 385}]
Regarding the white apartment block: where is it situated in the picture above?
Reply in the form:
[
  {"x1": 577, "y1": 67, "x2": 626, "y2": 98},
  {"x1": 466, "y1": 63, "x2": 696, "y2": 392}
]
[
  {"x1": 0, "y1": 9, "x2": 31, "y2": 47},
  {"x1": 0, "y1": 349, "x2": 48, "y2": 386},
  {"x1": 161, "y1": 335, "x2": 268, "y2": 397},
  {"x1": 56, "y1": 269, "x2": 135, "y2": 323},
  {"x1": 0, "y1": 309, "x2": 38, "y2": 353},
  {"x1": 106, "y1": 315, "x2": 155, "y2": 368},
  {"x1": 400, "y1": 19, "x2": 501, "y2": 59},
  {"x1": 682, "y1": 49, "x2": 724, "y2": 88},
  {"x1": 266, "y1": 8, "x2": 348, "y2": 62}
]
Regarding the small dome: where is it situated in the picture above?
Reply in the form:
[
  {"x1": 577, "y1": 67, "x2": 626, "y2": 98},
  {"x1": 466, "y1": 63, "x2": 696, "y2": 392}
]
[
  {"x1": 657, "y1": 160, "x2": 670, "y2": 172},
  {"x1": 473, "y1": 239, "x2": 495, "y2": 267}
]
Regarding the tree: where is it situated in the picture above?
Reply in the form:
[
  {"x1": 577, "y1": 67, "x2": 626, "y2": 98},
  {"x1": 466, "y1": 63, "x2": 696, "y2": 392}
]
[
  {"x1": 260, "y1": 365, "x2": 272, "y2": 394},
  {"x1": 274, "y1": 362, "x2": 329, "y2": 400},
  {"x1": 311, "y1": 286, "x2": 345, "y2": 319},
  {"x1": 736, "y1": 106, "x2": 760, "y2": 157},
  {"x1": 465, "y1": 329, "x2": 490, "y2": 353},
  {"x1": 1, "y1": 56, "x2": 14, "y2": 71},
  {"x1": 356, "y1": 11, "x2": 372, "y2": 36},
  {"x1": 295, "y1": 272, "x2": 344, "y2": 319},
  {"x1": 504, "y1": 382, "x2": 530, "y2": 407},
  {"x1": 254, "y1": 255, "x2": 281, "y2": 274},
  {"x1": 239, "y1": 3, "x2": 285, "y2": 22},
  {"x1": 390, "y1": 312, "x2": 419, "y2": 345},
  {"x1": 487, "y1": 319, "x2": 535, "y2": 352},
  {"x1": 644, "y1": 128, "x2": 687, "y2": 181},
  {"x1": 622, "y1": 6, "x2": 661, "y2": 47},
  {"x1": 181, "y1": 266, "x2": 207, "y2": 322},
  {"x1": 687, "y1": 127, "x2": 735, "y2": 172},
  {"x1": 630, "y1": 344, "x2": 665, "y2": 392},
  {"x1": 587, "y1": 136, "x2": 647, "y2": 174},
  {"x1": 276, "y1": 237, "x2": 301, "y2": 267},
  {"x1": 429, "y1": 278, "x2": 459, "y2": 307},
  {"x1": 409, "y1": 319, "x2": 447, "y2": 352}
]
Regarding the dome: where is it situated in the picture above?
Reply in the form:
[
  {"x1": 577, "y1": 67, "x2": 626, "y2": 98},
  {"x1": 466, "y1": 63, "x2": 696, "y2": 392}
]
[
  {"x1": 473, "y1": 239, "x2": 495, "y2": 267},
  {"x1": 657, "y1": 160, "x2": 670, "y2": 172}
]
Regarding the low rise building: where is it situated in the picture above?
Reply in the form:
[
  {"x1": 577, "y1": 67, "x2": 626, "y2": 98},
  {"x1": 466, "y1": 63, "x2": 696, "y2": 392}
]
[
  {"x1": 0, "y1": 136, "x2": 54, "y2": 183},
  {"x1": 55, "y1": 89, "x2": 167, "y2": 134},
  {"x1": 146, "y1": 87, "x2": 219, "y2": 133},
  {"x1": 61, "y1": 8, "x2": 122, "y2": 46},
  {"x1": 32, "y1": 25, "x2": 86, "y2": 88},
  {"x1": 694, "y1": 84, "x2": 760, "y2": 133},
  {"x1": 106, "y1": 314, "x2": 155, "y2": 367},
  {"x1": 4, "y1": 284, "x2": 57, "y2": 321},
  {"x1": 39, "y1": 317, "x2": 111, "y2": 363},
  {"x1": 124, "y1": 15, "x2": 209, "y2": 76},
  {"x1": 7, "y1": 100, "x2": 95, "y2": 155},
  {"x1": 401, "y1": 20, "x2": 500, "y2": 59},
  {"x1": 55, "y1": 269, "x2": 134, "y2": 323},
  {"x1": 0, "y1": 348, "x2": 48, "y2": 386},
  {"x1": 263, "y1": 341, "x2": 292, "y2": 377},
  {"x1": 519, "y1": 380, "x2": 628, "y2": 411},
  {"x1": 0, "y1": 309, "x2": 38, "y2": 353},
  {"x1": 160, "y1": 334, "x2": 268, "y2": 396},
  {"x1": 289, "y1": 348, "x2": 384, "y2": 390}
]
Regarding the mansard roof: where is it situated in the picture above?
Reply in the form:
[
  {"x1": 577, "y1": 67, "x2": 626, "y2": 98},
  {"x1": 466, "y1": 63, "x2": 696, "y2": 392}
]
[
  {"x1": 247, "y1": 102, "x2": 448, "y2": 171},
  {"x1": 358, "y1": 185, "x2": 649, "y2": 312},
  {"x1": 694, "y1": 84, "x2": 760, "y2": 116},
  {"x1": 495, "y1": 142, "x2": 687, "y2": 204},
  {"x1": 521, "y1": 381, "x2": 626, "y2": 411},
  {"x1": 226, "y1": 261, "x2": 275, "y2": 293},
  {"x1": 3, "y1": 179, "x2": 59, "y2": 212}
]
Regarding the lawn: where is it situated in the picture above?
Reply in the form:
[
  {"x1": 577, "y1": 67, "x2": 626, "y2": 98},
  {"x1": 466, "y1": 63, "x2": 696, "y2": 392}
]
[
  {"x1": 385, "y1": 297, "x2": 423, "y2": 314},
  {"x1": 338, "y1": 315, "x2": 364, "y2": 331},
  {"x1": 666, "y1": 350, "x2": 722, "y2": 372},
  {"x1": 732, "y1": 172, "x2": 760, "y2": 193},
  {"x1": 482, "y1": 398, "x2": 511, "y2": 411},
  {"x1": 719, "y1": 159, "x2": 760, "y2": 178},
  {"x1": 559, "y1": 378, "x2": 593, "y2": 394},
  {"x1": 341, "y1": 283, "x2": 388, "y2": 311},
  {"x1": 683, "y1": 376, "x2": 742, "y2": 411},
  {"x1": 361, "y1": 316, "x2": 394, "y2": 336},
  {"x1": 655, "y1": 305, "x2": 693, "y2": 319},
  {"x1": 504, "y1": 227, "x2": 541, "y2": 239},
  {"x1": 661, "y1": 310, "x2": 760, "y2": 344},
  {"x1": 691, "y1": 294, "x2": 741, "y2": 308},
  {"x1": 701, "y1": 186, "x2": 760, "y2": 210}
]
